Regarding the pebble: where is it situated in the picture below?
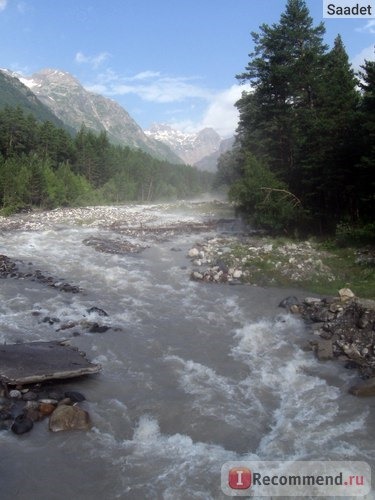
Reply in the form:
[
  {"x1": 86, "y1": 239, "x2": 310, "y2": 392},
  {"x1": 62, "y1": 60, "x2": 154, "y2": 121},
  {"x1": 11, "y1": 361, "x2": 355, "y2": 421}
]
[
  {"x1": 188, "y1": 248, "x2": 199, "y2": 258},
  {"x1": 9, "y1": 390, "x2": 22, "y2": 399},
  {"x1": 39, "y1": 403, "x2": 56, "y2": 416},
  {"x1": 22, "y1": 391, "x2": 38, "y2": 401},
  {"x1": 39, "y1": 399, "x2": 58, "y2": 405},
  {"x1": 64, "y1": 391, "x2": 85, "y2": 403},
  {"x1": 192, "y1": 271, "x2": 203, "y2": 280}
]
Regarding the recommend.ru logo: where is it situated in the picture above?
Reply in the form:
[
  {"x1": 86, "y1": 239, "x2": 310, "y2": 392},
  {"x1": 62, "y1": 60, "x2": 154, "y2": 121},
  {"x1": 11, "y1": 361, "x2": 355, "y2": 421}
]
[{"x1": 221, "y1": 461, "x2": 371, "y2": 497}]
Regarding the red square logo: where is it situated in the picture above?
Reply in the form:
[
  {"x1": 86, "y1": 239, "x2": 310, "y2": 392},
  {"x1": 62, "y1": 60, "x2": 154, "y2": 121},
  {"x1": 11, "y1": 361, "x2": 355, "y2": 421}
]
[{"x1": 228, "y1": 467, "x2": 252, "y2": 490}]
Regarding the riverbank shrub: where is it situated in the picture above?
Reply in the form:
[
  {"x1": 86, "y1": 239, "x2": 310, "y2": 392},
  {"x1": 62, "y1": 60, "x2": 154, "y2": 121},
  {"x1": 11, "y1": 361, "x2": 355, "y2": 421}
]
[{"x1": 0, "y1": 108, "x2": 214, "y2": 214}]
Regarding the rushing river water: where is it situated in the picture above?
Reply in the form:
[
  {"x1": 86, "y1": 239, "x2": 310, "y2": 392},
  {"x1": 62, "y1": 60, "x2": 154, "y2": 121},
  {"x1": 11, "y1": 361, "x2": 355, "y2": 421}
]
[{"x1": 0, "y1": 201, "x2": 374, "y2": 500}]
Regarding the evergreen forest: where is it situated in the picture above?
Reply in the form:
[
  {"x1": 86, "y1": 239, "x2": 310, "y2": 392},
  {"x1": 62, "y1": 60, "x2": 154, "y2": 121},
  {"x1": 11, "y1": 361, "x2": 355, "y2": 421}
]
[
  {"x1": 0, "y1": 106, "x2": 213, "y2": 215},
  {"x1": 216, "y1": 0, "x2": 374, "y2": 240}
]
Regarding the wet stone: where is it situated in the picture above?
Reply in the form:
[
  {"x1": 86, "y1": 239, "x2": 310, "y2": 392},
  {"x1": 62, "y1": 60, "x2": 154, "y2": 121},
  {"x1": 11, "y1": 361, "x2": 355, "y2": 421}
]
[
  {"x1": 25, "y1": 408, "x2": 41, "y2": 422},
  {"x1": 88, "y1": 324, "x2": 110, "y2": 334},
  {"x1": 49, "y1": 404, "x2": 92, "y2": 432},
  {"x1": 9, "y1": 390, "x2": 22, "y2": 399},
  {"x1": 64, "y1": 391, "x2": 85, "y2": 403},
  {"x1": 279, "y1": 296, "x2": 300, "y2": 309},
  {"x1": 87, "y1": 306, "x2": 109, "y2": 317},
  {"x1": 22, "y1": 391, "x2": 38, "y2": 401},
  {"x1": 11, "y1": 414, "x2": 34, "y2": 435}
]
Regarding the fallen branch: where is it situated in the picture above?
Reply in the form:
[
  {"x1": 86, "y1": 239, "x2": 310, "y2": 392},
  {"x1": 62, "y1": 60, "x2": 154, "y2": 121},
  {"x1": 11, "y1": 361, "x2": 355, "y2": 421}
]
[{"x1": 260, "y1": 187, "x2": 302, "y2": 208}]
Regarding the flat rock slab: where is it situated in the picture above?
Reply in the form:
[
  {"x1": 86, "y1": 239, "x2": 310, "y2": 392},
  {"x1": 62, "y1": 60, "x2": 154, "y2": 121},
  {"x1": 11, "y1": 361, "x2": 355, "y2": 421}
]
[{"x1": 0, "y1": 341, "x2": 101, "y2": 385}]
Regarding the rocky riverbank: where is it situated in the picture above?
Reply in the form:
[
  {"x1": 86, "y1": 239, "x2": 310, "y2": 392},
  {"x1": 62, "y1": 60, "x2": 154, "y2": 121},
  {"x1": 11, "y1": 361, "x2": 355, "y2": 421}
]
[
  {"x1": 279, "y1": 291, "x2": 375, "y2": 396},
  {"x1": 0, "y1": 254, "x2": 81, "y2": 293},
  {"x1": 188, "y1": 236, "x2": 346, "y2": 285},
  {"x1": 187, "y1": 236, "x2": 375, "y2": 395},
  {"x1": 0, "y1": 385, "x2": 92, "y2": 435}
]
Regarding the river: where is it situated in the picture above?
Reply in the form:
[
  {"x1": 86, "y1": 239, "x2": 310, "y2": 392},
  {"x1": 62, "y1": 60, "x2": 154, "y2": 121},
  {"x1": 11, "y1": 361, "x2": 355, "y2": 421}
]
[{"x1": 0, "y1": 201, "x2": 374, "y2": 500}]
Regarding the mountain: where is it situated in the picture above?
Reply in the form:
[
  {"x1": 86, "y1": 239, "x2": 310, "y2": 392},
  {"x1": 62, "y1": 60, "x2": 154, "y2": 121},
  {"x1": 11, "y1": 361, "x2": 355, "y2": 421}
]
[
  {"x1": 145, "y1": 124, "x2": 232, "y2": 171},
  {"x1": 195, "y1": 136, "x2": 235, "y2": 172},
  {"x1": 0, "y1": 69, "x2": 71, "y2": 130},
  {"x1": 20, "y1": 69, "x2": 181, "y2": 163}
]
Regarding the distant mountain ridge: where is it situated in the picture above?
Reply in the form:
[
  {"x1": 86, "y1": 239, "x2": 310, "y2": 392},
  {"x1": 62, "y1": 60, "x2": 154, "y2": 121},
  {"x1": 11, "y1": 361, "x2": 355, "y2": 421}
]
[
  {"x1": 0, "y1": 69, "x2": 71, "y2": 131},
  {"x1": 195, "y1": 136, "x2": 235, "y2": 172},
  {"x1": 0, "y1": 68, "x2": 232, "y2": 168},
  {"x1": 5, "y1": 68, "x2": 181, "y2": 163},
  {"x1": 145, "y1": 124, "x2": 233, "y2": 171}
]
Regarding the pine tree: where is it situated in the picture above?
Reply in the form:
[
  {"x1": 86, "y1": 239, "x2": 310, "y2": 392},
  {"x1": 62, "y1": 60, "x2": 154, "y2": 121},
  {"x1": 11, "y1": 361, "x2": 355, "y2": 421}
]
[
  {"x1": 232, "y1": 1, "x2": 364, "y2": 233},
  {"x1": 356, "y1": 61, "x2": 375, "y2": 222},
  {"x1": 236, "y1": 0, "x2": 327, "y2": 184},
  {"x1": 298, "y1": 35, "x2": 361, "y2": 230}
]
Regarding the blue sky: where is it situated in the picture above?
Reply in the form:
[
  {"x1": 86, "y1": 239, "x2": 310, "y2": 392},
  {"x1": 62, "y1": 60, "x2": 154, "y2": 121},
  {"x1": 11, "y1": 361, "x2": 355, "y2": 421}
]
[{"x1": 0, "y1": 0, "x2": 374, "y2": 137}]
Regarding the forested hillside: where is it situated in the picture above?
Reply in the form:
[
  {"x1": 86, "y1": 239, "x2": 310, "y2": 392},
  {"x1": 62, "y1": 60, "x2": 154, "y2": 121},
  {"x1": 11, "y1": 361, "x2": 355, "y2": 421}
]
[
  {"x1": 0, "y1": 70, "x2": 70, "y2": 131},
  {"x1": 0, "y1": 106, "x2": 213, "y2": 214},
  {"x1": 216, "y1": 0, "x2": 374, "y2": 239}
]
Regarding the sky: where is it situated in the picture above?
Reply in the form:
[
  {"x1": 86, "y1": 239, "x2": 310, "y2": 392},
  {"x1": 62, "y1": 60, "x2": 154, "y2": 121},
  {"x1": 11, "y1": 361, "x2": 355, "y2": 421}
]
[{"x1": 0, "y1": 0, "x2": 374, "y2": 137}]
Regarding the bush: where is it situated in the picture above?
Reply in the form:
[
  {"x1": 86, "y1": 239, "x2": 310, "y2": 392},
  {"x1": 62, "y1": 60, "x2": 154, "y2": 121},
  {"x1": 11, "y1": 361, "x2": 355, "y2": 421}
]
[
  {"x1": 335, "y1": 222, "x2": 375, "y2": 246},
  {"x1": 229, "y1": 154, "x2": 305, "y2": 233}
]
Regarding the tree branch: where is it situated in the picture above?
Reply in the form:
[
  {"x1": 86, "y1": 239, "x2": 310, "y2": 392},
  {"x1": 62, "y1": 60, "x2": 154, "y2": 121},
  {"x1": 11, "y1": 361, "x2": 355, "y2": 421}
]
[{"x1": 260, "y1": 187, "x2": 302, "y2": 208}]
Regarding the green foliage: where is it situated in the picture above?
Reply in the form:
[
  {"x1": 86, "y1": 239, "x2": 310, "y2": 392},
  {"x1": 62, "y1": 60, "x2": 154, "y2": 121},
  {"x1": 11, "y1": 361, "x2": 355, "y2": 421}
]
[
  {"x1": 356, "y1": 61, "x2": 375, "y2": 222},
  {"x1": 214, "y1": 142, "x2": 245, "y2": 188},
  {"x1": 0, "y1": 106, "x2": 214, "y2": 214},
  {"x1": 223, "y1": 0, "x2": 371, "y2": 236},
  {"x1": 0, "y1": 71, "x2": 69, "y2": 130},
  {"x1": 229, "y1": 154, "x2": 304, "y2": 232},
  {"x1": 334, "y1": 222, "x2": 375, "y2": 247}
]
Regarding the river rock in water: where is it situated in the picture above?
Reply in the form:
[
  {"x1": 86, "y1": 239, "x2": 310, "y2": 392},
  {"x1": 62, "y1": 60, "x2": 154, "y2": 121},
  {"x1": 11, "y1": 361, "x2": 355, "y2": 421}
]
[
  {"x1": 349, "y1": 377, "x2": 375, "y2": 397},
  {"x1": 11, "y1": 414, "x2": 34, "y2": 435},
  {"x1": 49, "y1": 404, "x2": 92, "y2": 432}
]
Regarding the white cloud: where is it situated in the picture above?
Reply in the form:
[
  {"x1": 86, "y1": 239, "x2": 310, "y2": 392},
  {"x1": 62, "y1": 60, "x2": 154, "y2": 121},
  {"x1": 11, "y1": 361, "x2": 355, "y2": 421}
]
[
  {"x1": 75, "y1": 51, "x2": 111, "y2": 69},
  {"x1": 0, "y1": 0, "x2": 7, "y2": 11},
  {"x1": 170, "y1": 84, "x2": 251, "y2": 138},
  {"x1": 129, "y1": 71, "x2": 161, "y2": 81},
  {"x1": 356, "y1": 19, "x2": 375, "y2": 34},
  {"x1": 200, "y1": 85, "x2": 248, "y2": 137},
  {"x1": 86, "y1": 70, "x2": 211, "y2": 104},
  {"x1": 351, "y1": 45, "x2": 375, "y2": 72},
  {"x1": 85, "y1": 67, "x2": 251, "y2": 137}
]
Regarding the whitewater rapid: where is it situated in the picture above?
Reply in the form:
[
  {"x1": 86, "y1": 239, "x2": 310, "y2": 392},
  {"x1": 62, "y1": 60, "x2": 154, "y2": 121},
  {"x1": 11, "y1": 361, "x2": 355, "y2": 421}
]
[{"x1": 0, "y1": 202, "x2": 373, "y2": 499}]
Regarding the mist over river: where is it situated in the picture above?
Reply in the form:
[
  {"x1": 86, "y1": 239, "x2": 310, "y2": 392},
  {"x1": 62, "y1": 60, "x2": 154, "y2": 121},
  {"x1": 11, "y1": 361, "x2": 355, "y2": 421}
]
[{"x1": 0, "y1": 201, "x2": 374, "y2": 500}]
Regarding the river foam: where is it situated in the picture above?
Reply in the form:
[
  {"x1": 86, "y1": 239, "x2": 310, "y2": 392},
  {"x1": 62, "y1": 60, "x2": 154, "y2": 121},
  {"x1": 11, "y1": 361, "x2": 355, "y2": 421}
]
[{"x1": 0, "y1": 203, "x2": 374, "y2": 500}]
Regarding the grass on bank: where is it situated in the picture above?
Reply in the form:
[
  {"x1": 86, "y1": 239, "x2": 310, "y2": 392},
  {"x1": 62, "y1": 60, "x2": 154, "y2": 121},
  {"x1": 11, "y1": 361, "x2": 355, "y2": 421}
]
[{"x1": 219, "y1": 238, "x2": 375, "y2": 299}]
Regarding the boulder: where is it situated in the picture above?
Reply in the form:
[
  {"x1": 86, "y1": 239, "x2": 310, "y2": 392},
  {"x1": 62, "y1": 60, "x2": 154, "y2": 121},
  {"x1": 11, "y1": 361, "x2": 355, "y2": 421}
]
[
  {"x1": 49, "y1": 404, "x2": 92, "y2": 432},
  {"x1": 349, "y1": 378, "x2": 375, "y2": 397},
  {"x1": 339, "y1": 288, "x2": 355, "y2": 302}
]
